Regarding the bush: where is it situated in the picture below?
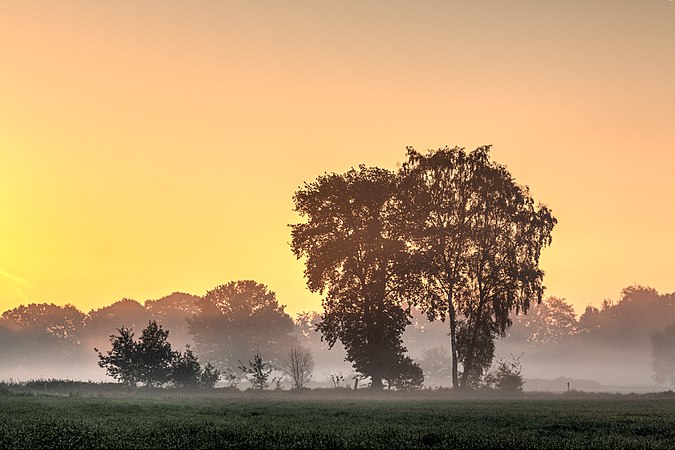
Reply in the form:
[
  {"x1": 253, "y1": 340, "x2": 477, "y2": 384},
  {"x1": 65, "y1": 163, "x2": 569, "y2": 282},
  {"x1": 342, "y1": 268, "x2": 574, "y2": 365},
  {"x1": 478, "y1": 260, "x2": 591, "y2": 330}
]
[{"x1": 483, "y1": 354, "x2": 524, "y2": 392}]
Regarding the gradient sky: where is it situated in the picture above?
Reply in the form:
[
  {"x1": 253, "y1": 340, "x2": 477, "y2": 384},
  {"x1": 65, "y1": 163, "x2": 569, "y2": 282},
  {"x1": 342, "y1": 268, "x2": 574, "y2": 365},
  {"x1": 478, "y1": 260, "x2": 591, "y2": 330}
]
[{"x1": 1, "y1": 1, "x2": 674, "y2": 317}]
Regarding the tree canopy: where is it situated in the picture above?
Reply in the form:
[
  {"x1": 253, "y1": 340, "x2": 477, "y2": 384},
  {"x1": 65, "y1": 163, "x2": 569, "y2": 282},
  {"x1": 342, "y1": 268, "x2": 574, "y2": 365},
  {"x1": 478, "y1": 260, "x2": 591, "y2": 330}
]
[
  {"x1": 291, "y1": 166, "x2": 418, "y2": 389},
  {"x1": 398, "y1": 146, "x2": 556, "y2": 388},
  {"x1": 188, "y1": 280, "x2": 297, "y2": 370}
]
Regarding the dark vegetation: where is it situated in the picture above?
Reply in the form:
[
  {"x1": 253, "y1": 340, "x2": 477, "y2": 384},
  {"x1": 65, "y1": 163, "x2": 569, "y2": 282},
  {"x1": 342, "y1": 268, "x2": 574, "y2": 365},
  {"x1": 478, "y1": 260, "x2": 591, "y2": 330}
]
[{"x1": 95, "y1": 321, "x2": 220, "y2": 389}]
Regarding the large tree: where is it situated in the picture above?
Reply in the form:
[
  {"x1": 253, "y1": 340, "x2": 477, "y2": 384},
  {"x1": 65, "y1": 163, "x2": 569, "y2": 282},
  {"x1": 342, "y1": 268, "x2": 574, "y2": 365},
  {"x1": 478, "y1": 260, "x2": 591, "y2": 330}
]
[
  {"x1": 399, "y1": 146, "x2": 556, "y2": 388},
  {"x1": 187, "y1": 280, "x2": 297, "y2": 370},
  {"x1": 291, "y1": 165, "x2": 415, "y2": 389}
]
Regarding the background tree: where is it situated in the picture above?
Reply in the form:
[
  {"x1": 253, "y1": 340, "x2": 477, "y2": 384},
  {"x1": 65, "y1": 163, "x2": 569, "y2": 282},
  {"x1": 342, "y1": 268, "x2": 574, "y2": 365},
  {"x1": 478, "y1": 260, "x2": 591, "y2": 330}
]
[
  {"x1": 509, "y1": 297, "x2": 578, "y2": 344},
  {"x1": 651, "y1": 323, "x2": 675, "y2": 387},
  {"x1": 281, "y1": 346, "x2": 314, "y2": 389},
  {"x1": 145, "y1": 292, "x2": 200, "y2": 349},
  {"x1": 84, "y1": 299, "x2": 151, "y2": 353},
  {"x1": 0, "y1": 303, "x2": 86, "y2": 367},
  {"x1": 418, "y1": 347, "x2": 452, "y2": 386},
  {"x1": 238, "y1": 352, "x2": 272, "y2": 390},
  {"x1": 291, "y1": 166, "x2": 412, "y2": 389},
  {"x1": 1, "y1": 303, "x2": 85, "y2": 344},
  {"x1": 188, "y1": 281, "x2": 297, "y2": 370},
  {"x1": 398, "y1": 146, "x2": 555, "y2": 389}
]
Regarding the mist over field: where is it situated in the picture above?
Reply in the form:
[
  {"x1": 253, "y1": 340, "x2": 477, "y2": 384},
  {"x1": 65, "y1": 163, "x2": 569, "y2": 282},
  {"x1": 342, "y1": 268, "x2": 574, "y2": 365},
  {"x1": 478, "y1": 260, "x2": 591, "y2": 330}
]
[{"x1": 0, "y1": 285, "x2": 671, "y2": 391}]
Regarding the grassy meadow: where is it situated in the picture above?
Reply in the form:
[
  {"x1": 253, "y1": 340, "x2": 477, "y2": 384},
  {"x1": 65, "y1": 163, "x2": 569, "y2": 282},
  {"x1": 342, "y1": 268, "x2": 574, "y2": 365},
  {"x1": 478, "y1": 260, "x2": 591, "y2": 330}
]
[{"x1": 1, "y1": 389, "x2": 674, "y2": 449}]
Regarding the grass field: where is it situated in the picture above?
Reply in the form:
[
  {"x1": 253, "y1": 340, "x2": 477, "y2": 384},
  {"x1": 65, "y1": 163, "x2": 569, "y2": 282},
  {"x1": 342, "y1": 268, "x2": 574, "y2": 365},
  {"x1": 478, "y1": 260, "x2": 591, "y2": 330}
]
[{"x1": 1, "y1": 392, "x2": 674, "y2": 449}]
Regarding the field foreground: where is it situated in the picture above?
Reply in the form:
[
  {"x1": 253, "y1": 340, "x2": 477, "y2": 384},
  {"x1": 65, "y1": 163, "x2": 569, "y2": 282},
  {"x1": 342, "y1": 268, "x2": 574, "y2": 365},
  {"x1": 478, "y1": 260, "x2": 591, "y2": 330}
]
[{"x1": 0, "y1": 394, "x2": 674, "y2": 449}]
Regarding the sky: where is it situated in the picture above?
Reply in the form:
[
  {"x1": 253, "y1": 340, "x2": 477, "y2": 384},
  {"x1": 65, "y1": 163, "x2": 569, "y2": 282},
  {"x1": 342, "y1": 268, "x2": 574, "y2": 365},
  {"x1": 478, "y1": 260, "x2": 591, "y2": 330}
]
[{"x1": 1, "y1": 1, "x2": 674, "y2": 317}]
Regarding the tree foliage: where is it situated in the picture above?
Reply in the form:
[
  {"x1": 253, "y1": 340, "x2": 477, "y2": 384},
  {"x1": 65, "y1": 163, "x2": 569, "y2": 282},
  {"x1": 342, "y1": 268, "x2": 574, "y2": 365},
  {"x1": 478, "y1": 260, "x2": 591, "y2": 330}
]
[
  {"x1": 188, "y1": 281, "x2": 297, "y2": 369},
  {"x1": 135, "y1": 321, "x2": 174, "y2": 387},
  {"x1": 398, "y1": 146, "x2": 556, "y2": 388},
  {"x1": 95, "y1": 326, "x2": 139, "y2": 386},
  {"x1": 291, "y1": 166, "x2": 412, "y2": 389},
  {"x1": 387, "y1": 356, "x2": 424, "y2": 391},
  {"x1": 483, "y1": 354, "x2": 524, "y2": 392},
  {"x1": 96, "y1": 320, "x2": 219, "y2": 388},
  {"x1": 1, "y1": 303, "x2": 85, "y2": 344},
  {"x1": 509, "y1": 297, "x2": 577, "y2": 344},
  {"x1": 171, "y1": 345, "x2": 203, "y2": 388}
]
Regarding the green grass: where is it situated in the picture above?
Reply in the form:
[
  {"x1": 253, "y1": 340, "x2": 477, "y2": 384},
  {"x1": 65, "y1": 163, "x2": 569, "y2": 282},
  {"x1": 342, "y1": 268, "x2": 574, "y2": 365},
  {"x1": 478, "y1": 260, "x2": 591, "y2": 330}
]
[{"x1": 1, "y1": 393, "x2": 674, "y2": 449}]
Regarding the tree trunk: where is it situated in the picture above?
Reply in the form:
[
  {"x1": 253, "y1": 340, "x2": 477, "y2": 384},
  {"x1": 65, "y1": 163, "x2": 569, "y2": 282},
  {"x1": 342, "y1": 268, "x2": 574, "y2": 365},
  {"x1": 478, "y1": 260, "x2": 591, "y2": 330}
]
[
  {"x1": 448, "y1": 305, "x2": 459, "y2": 389},
  {"x1": 460, "y1": 287, "x2": 487, "y2": 389}
]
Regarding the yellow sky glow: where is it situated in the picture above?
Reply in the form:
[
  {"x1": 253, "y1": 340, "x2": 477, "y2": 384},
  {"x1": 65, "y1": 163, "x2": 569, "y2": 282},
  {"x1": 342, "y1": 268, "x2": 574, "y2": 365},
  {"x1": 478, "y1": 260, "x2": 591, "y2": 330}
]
[{"x1": 1, "y1": 1, "x2": 674, "y2": 316}]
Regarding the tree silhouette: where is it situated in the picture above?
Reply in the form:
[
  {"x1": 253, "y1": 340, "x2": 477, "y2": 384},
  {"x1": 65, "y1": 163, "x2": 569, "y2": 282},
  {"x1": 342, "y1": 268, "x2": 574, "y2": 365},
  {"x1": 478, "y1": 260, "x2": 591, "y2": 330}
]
[
  {"x1": 387, "y1": 356, "x2": 424, "y2": 390},
  {"x1": 95, "y1": 326, "x2": 139, "y2": 386},
  {"x1": 135, "y1": 321, "x2": 175, "y2": 387},
  {"x1": 172, "y1": 345, "x2": 205, "y2": 388},
  {"x1": 96, "y1": 320, "x2": 175, "y2": 387},
  {"x1": 291, "y1": 166, "x2": 412, "y2": 389},
  {"x1": 399, "y1": 146, "x2": 556, "y2": 388},
  {"x1": 200, "y1": 361, "x2": 222, "y2": 388},
  {"x1": 188, "y1": 280, "x2": 297, "y2": 369}
]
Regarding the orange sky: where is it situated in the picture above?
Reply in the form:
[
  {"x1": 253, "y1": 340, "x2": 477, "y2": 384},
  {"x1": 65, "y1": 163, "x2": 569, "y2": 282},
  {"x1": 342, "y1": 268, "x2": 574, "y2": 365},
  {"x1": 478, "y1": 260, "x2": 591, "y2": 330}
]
[{"x1": 1, "y1": 1, "x2": 674, "y2": 317}]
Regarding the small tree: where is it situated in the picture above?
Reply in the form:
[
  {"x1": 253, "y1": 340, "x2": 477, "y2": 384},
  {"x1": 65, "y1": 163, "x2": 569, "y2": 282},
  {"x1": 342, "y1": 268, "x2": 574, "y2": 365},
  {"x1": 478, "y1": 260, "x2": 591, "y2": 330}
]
[
  {"x1": 238, "y1": 352, "x2": 272, "y2": 390},
  {"x1": 200, "y1": 362, "x2": 222, "y2": 388},
  {"x1": 172, "y1": 346, "x2": 202, "y2": 388},
  {"x1": 95, "y1": 326, "x2": 139, "y2": 386},
  {"x1": 135, "y1": 321, "x2": 175, "y2": 388},
  {"x1": 390, "y1": 356, "x2": 424, "y2": 391},
  {"x1": 280, "y1": 346, "x2": 314, "y2": 389},
  {"x1": 483, "y1": 354, "x2": 524, "y2": 392},
  {"x1": 96, "y1": 321, "x2": 220, "y2": 389}
]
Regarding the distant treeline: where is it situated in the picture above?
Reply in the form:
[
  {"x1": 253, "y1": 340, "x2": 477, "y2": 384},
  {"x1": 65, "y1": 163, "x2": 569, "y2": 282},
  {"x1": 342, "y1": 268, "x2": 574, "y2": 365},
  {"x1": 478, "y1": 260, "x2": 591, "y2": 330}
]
[
  {"x1": 402, "y1": 285, "x2": 675, "y2": 387},
  {"x1": 0, "y1": 283, "x2": 293, "y2": 372},
  {"x1": 0, "y1": 281, "x2": 349, "y2": 385},
  {"x1": 2, "y1": 282, "x2": 674, "y2": 387}
]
